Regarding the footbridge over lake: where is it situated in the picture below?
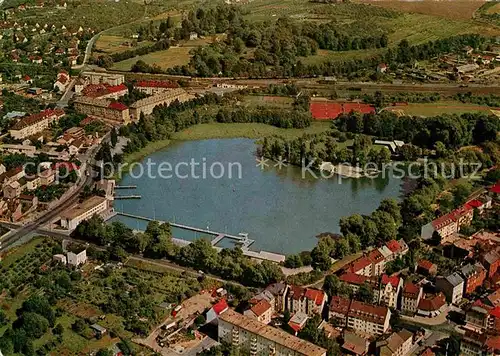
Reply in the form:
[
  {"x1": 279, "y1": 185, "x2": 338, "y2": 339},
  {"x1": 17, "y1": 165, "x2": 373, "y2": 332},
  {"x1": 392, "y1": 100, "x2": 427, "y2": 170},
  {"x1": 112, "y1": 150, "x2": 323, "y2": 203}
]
[
  {"x1": 115, "y1": 211, "x2": 255, "y2": 250},
  {"x1": 111, "y1": 211, "x2": 285, "y2": 263}
]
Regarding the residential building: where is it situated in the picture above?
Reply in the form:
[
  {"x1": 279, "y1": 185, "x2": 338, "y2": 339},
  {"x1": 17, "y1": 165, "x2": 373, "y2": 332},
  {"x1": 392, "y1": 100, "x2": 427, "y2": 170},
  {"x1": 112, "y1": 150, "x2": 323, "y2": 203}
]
[
  {"x1": 38, "y1": 168, "x2": 55, "y2": 186},
  {"x1": 460, "y1": 263, "x2": 487, "y2": 296},
  {"x1": 401, "y1": 282, "x2": 423, "y2": 315},
  {"x1": 67, "y1": 248, "x2": 87, "y2": 266},
  {"x1": 81, "y1": 83, "x2": 128, "y2": 100},
  {"x1": 134, "y1": 80, "x2": 179, "y2": 95},
  {"x1": 347, "y1": 300, "x2": 391, "y2": 336},
  {"x1": 465, "y1": 300, "x2": 500, "y2": 334},
  {"x1": 328, "y1": 296, "x2": 350, "y2": 327},
  {"x1": 421, "y1": 205, "x2": 473, "y2": 240},
  {"x1": 53, "y1": 71, "x2": 70, "y2": 92},
  {"x1": 286, "y1": 286, "x2": 327, "y2": 316},
  {"x1": 74, "y1": 96, "x2": 130, "y2": 123},
  {"x1": 0, "y1": 144, "x2": 36, "y2": 156},
  {"x1": 53, "y1": 254, "x2": 67, "y2": 264},
  {"x1": 436, "y1": 272, "x2": 465, "y2": 304},
  {"x1": 206, "y1": 299, "x2": 229, "y2": 324},
  {"x1": 342, "y1": 331, "x2": 369, "y2": 356},
  {"x1": 488, "y1": 289, "x2": 500, "y2": 307},
  {"x1": 128, "y1": 89, "x2": 194, "y2": 120},
  {"x1": 218, "y1": 309, "x2": 327, "y2": 356},
  {"x1": 9, "y1": 109, "x2": 64, "y2": 139},
  {"x1": 417, "y1": 260, "x2": 437, "y2": 276},
  {"x1": 378, "y1": 274, "x2": 402, "y2": 309},
  {"x1": 346, "y1": 256, "x2": 372, "y2": 276},
  {"x1": 377, "y1": 63, "x2": 388, "y2": 73},
  {"x1": 60, "y1": 196, "x2": 108, "y2": 230},
  {"x1": 288, "y1": 312, "x2": 309, "y2": 335},
  {"x1": 81, "y1": 71, "x2": 124, "y2": 86},
  {"x1": 481, "y1": 249, "x2": 500, "y2": 279},
  {"x1": 340, "y1": 272, "x2": 378, "y2": 302},
  {"x1": 417, "y1": 293, "x2": 447, "y2": 317},
  {"x1": 244, "y1": 300, "x2": 273, "y2": 325},
  {"x1": 384, "y1": 239, "x2": 409, "y2": 261},
  {"x1": 264, "y1": 283, "x2": 288, "y2": 313},
  {"x1": 3, "y1": 181, "x2": 21, "y2": 198},
  {"x1": 368, "y1": 249, "x2": 386, "y2": 276},
  {"x1": 460, "y1": 331, "x2": 500, "y2": 356},
  {"x1": 377, "y1": 329, "x2": 413, "y2": 356}
]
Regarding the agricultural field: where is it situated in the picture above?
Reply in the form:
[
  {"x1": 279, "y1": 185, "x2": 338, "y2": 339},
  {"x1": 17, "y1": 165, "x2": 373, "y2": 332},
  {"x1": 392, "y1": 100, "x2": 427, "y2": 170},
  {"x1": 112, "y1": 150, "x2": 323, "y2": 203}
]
[
  {"x1": 383, "y1": 101, "x2": 497, "y2": 117},
  {"x1": 241, "y1": 95, "x2": 294, "y2": 108},
  {"x1": 300, "y1": 48, "x2": 386, "y2": 65},
  {"x1": 95, "y1": 35, "x2": 154, "y2": 55},
  {"x1": 356, "y1": 0, "x2": 485, "y2": 20},
  {"x1": 111, "y1": 35, "x2": 223, "y2": 70},
  {"x1": 485, "y1": 2, "x2": 500, "y2": 14}
]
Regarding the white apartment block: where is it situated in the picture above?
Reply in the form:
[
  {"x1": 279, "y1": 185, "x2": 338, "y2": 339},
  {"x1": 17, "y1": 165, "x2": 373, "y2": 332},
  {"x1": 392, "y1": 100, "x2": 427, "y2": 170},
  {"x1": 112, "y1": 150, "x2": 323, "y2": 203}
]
[
  {"x1": 347, "y1": 301, "x2": 391, "y2": 336},
  {"x1": 401, "y1": 283, "x2": 423, "y2": 315},
  {"x1": 9, "y1": 109, "x2": 64, "y2": 139},
  {"x1": 60, "y1": 196, "x2": 108, "y2": 230},
  {"x1": 218, "y1": 309, "x2": 327, "y2": 356}
]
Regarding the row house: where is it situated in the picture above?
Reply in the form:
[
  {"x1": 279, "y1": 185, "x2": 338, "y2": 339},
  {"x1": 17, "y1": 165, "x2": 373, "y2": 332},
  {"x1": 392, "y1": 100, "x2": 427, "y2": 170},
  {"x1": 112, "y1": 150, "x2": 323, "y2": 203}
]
[
  {"x1": 421, "y1": 204, "x2": 475, "y2": 241},
  {"x1": 9, "y1": 108, "x2": 65, "y2": 139},
  {"x1": 81, "y1": 83, "x2": 129, "y2": 100},
  {"x1": 347, "y1": 300, "x2": 391, "y2": 336},
  {"x1": 382, "y1": 239, "x2": 409, "y2": 262},
  {"x1": 378, "y1": 275, "x2": 403, "y2": 309},
  {"x1": 264, "y1": 283, "x2": 288, "y2": 313},
  {"x1": 74, "y1": 96, "x2": 130, "y2": 124},
  {"x1": 285, "y1": 286, "x2": 327, "y2": 317},
  {"x1": 339, "y1": 272, "x2": 378, "y2": 303},
  {"x1": 328, "y1": 296, "x2": 351, "y2": 326},
  {"x1": 460, "y1": 263, "x2": 487, "y2": 296},
  {"x1": 129, "y1": 89, "x2": 194, "y2": 121},
  {"x1": 401, "y1": 282, "x2": 423, "y2": 315},
  {"x1": 134, "y1": 80, "x2": 179, "y2": 95}
]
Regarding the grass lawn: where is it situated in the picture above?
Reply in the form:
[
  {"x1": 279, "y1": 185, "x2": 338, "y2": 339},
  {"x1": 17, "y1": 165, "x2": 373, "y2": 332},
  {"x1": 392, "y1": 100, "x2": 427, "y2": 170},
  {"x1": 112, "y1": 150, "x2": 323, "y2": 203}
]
[
  {"x1": 300, "y1": 48, "x2": 386, "y2": 65},
  {"x1": 384, "y1": 101, "x2": 495, "y2": 117},
  {"x1": 0, "y1": 236, "x2": 45, "y2": 268},
  {"x1": 95, "y1": 35, "x2": 154, "y2": 54},
  {"x1": 172, "y1": 122, "x2": 331, "y2": 141},
  {"x1": 112, "y1": 47, "x2": 192, "y2": 70},
  {"x1": 241, "y1": 95, "x2": 294, "y2": 108}
]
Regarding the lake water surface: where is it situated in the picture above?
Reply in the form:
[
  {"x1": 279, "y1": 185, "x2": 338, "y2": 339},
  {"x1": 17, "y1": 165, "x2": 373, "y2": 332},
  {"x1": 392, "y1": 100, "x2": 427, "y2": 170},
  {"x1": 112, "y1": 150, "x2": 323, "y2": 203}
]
[{"x1": 111, "y1": 138, "x2": 403, "y2": 254}]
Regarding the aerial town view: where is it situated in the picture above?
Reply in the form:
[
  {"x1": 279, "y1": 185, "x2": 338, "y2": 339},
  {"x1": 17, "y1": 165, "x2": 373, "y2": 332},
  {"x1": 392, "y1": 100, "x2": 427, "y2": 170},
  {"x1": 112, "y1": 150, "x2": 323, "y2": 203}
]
[{"x1": 0, "y1": 0, "x2": 500, "y2": 355}]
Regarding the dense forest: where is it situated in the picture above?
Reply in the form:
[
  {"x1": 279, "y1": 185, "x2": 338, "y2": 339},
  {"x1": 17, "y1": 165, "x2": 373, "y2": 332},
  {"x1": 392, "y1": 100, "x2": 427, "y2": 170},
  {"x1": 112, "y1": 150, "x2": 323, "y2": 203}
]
[{"x1": 335, "y1": 111, "x2": 500, "y2": 149}]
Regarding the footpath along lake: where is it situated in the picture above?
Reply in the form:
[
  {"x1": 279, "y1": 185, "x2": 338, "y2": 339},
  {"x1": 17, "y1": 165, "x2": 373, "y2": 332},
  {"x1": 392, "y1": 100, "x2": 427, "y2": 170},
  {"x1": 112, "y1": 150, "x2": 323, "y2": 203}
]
[{"x1": 110, "y1": 138, "x2": 403, "y2": 254}]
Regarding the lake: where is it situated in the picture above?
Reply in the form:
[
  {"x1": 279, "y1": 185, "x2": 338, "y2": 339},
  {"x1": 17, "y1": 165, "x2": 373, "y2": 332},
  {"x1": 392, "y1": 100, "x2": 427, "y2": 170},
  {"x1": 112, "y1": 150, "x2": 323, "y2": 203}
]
[{"x1": 110, "y1": 138, "x2": 403, "y2": 254}]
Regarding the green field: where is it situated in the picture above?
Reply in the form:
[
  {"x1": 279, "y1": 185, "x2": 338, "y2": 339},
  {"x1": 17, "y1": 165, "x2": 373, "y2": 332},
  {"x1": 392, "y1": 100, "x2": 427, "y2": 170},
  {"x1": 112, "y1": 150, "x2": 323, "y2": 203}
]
[{"x1": 112, "y1": 47, "x2": 193, "y2": 71}]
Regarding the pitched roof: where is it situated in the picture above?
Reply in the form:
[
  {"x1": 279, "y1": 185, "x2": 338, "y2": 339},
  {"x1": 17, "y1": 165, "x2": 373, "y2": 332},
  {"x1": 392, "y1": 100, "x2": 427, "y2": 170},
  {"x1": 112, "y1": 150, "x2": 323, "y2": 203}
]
[
  {"x1": 349, "y1": 256, "x2": 371, "y2": 273},
  {"x1": 329, "y1": 296, "x2": 350, "y2": 316},
  {"x1": 385, "y1": 240, "x2": 401, "y2": 253},
  {"x1": 340, "y1": 272, "x2": 371, "y2": 286},
  {"x1": 418, "y1": 293, "x2": 446, "y2": 312},
  {"x1": 304, "y1": 288, "x2": 325, "y2": 306},
  {"x1": 135, "y1": 80, "x2": 179, "y2": 89},
  {"x1": 368, "y1": 249, "x2": 384, "y2": 264},
  {"x1": 381, "y1": 274, "x2": 400, "y2": 288},
  {"x1": 108, "y1": 101, "x2": 128, "y2": 111},
  {"x1": 288, "y1": 285, "x2": 305, "y2": 300},
  {"x1": 212, "y1": 299, "x2": 228, "y2": 315},
  {"x1": 490, "y1": 182, "x2": 500, "y2": 194},
  {"x1": 418, "y1": 259, "x2": 435, "y2": 271},
  {"x1": 443, "y1": 272, "x2": 464, "y2": 287},
  {"x1": 265, "y1": 282, "x2": 287, "y2": 296},
  {"x1": 402, "y1": 283, "x2": 421, "y2": 299},
  {"x1": 249, "y1": 299, "x2": 272, "y2": 317},
  {"x1": 348, "y1": 300, "x2": 389, "y2": 325}
]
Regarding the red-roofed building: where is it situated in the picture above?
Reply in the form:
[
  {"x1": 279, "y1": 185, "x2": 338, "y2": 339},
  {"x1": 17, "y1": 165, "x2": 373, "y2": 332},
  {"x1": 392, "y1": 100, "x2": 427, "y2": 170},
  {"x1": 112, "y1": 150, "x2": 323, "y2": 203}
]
[
  {"x1": 108, "y1": 101, "x2": 128, "y2": 111},
  {"x1": 82, "y1": 83, "x2": 128, "y2": 100},
  {"x1": 54, "y1": 71, "x2": 70, "y2": 92},
  {"x1": 329, "y1": 296, "x2": 350, "y2": 326},
  {"x1": 417, "y1": 293, "x2": 447, "y2": 317},
  {"x1": 347, "y1": 300, "x2": 391, "y2": 335},
  {"x1": 481, "y1": 249, "x2": 500, "y2": 279},
  {"x1": 421, "y1": 205, "x2": 474, "y2": 241},
  {"x1": 465, "y1": 300, "x2": 500, "y2": 335},
  {"x1": 309, "y1": 101, "x2": 375, "y2": 120},
  {"x1": 244, "y1": 299, "x2": 273, "y2": 324},
  {"x1": 288, "y1": 311, "x2": 309, "y2": 335},
  {"x1": 378, "y1": 274, "x2": 402, "y2": 309},
  {"x1": 402, "y1": 282, "x2": 423, "y2": 315},
  {"x1": 368, "y1": 249, "x2": 386, "y2": 276},
  {"x1": 206, "y1": 299, "x2": 228, "y2": 324},
  {"x1": 21, "y1": 75, "x2": 32, "y2": 84},
  {"x1": 461, "y1": 331, "x2": 500, "y2": 356},
  {"x1": 340, "y1": 272, "x2": 378, "y2": 300},
  {"x1": 346, "y1": 256, "x2": 372, "y2": 276},
  {"x1": 9, "y1": 109, "x2": 65, "y2": 139},
  {"x1": 135, "y1": 80, "x2": 179, "y2": 95},
  {"x1": 285, "y1": 286, "x2": 326, "y2": 316},
  {"x1": 377, "y1": 63, "x2": 388, "y2": 73},
  {"x1": 417, "y1": 260, "x2": 437, "y2": 276},
  {"x1": 464, "y1": 198, "x2": 491, "y2": 215},
  {"x1": 490, "y1": 181, "x2": 500, "y2": 197}
]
